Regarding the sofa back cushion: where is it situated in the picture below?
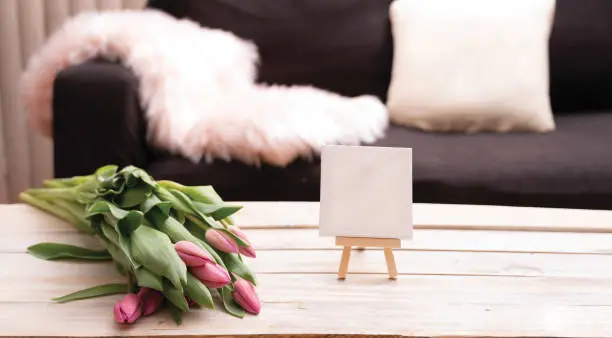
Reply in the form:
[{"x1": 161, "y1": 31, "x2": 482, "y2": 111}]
[
  {"x1": 146, "y1": 0, "x2": 395, "y2": 101},
  {"x1": 549, "y1": 0, "x2": 612, "y2": 113}
]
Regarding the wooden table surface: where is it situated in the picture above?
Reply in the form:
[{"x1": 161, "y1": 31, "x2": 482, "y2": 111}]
[{"x1": 2, "y1": 202, "x2": 612, "y2": 337}]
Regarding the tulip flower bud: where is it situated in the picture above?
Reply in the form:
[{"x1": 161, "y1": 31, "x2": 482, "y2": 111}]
[
  {"x1": 174, "y1": 241, "x2": 214, "y2": 267},
  {"x1": 239, "y1": 245, "x2": 256, "y2": 258},
  {"x1": 136, "y1": 287, "x2": 164, "y2": 316},
  {"x1": 230, "y1": 227, "x2": 256, "y2": 258},
  {"x1": 191, "y1": 262, "x2": 231, "y2": 288},
  {"x1": 232, "y1": 278, "x2": 261, "y2": 315},
  {"x1": 205, "y1": 229, "x2": 239, "y2": 254},
  {"x1": 113, "y1": 293, "x2": 142, "y2": 324}
]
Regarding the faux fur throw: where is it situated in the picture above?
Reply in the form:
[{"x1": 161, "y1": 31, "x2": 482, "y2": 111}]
[{"x1": 20, "y1": 10, "x2": 388, "y2": 166}]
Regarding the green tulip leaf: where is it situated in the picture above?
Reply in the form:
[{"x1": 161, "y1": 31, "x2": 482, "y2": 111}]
[
  {"x1": 156, "y1": 216, "x2": 197, "y2": 242},
  {"x1": 130, "y1": 226, "x2": 187, "y2": 288},
  {"x1": 101, "y1": 223, "x2": 140, "y2": 270},
  {"x1": 158, "y1": 181, "x2": 224, "y2": 204},
  {"x1": 141, "y1": 195, "x2": 171, "y2": 225},
  {"x1": 124, "y1": 171, "x2": 141, "y2": 188},
  {"x1": 115, "y1": 182, "x2": 153, "y2": 208},
  {"x1": 27, "y1": 242, "x2": 111, "y2": 261},
  {"x1": 105, "y1": 242, "x2": 130, "y2": 270},
  {"x1": 220, "y1": 252, "x2": 257, "y2": 286},
  {"x1": 162, "y1": 279, "x2": 189, "y2": 312},
  {"x1": 94, "y1": 165, "x2": 119, "y2": 181},
  {"x1": 185, "y1": 273, "x2": 214, "y2": 309},
  {"x1": 90, "y1": 200, "x2": 143, "y2": 237},
  {"x1": 85, "y1": 200, "x2": 129, "y2": 220},
  {"x1": 184, "y1": 219, "x2": 208, "y2": 241},
  {"x1": 141, "y1": 195, "x2": 172, "y2": 216},
  {"x1": 179, "y1": 185, "x2": 236, "y2": 225},
  {"x1": 170, "y1": 189, "x2": 206, "y2": 218},
  {"x1": 192, "y1": 202, "x2": 242, "y2": 221},
  {"x1": 116, "y1": 210, "x2": 143, "y2": 237},
  {"x1": 96, "y1": 175, "x2": 125, "y2": 198},
  {"x1": 172, "y1": 209, "x2": 186, "y2": 224},
  {"x1": 154, "y1": 187, "x2": 193, "y2": 214},
  {"x1": 167, "y1": 189, "x2": 227, "y2": 231},
  {"x1": 70, "y1": 165, "x2": 118, "y2": 203},
  {"x1": 187, "y1": 185, "x2": 224, "y2": 204},
  {"x1": 220, "y1": 286, "x2": 245, "y2": 318},
  {"x1": 101, "y1": 223, "x2": 119, "y2": 244},
  {"x1": 135, "y1": 267, "x2": 164, "y2": 291},
  {"x1": 167, "y1": 301, "x2": 183, "y2": 326},
  {"x1": 52, "y1": 283, "x2": 128, "y2": 303},
  {"x1": 120, "y1": 165, "x2": 158, "y2": 188},
  {"x1": 158, "y1": 181, "x2": 235, "y2": 224},
  {"x1": 74, "y1": 181, "x2": 101, "y2": 204}
]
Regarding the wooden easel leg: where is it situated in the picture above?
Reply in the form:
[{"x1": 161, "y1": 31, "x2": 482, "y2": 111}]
[
  {"x1": 383, "y1": 248, "x2": 398, "y2": 280},
  {"x1": 338, "y1": 246, "x2": 352, "y2": 280}
]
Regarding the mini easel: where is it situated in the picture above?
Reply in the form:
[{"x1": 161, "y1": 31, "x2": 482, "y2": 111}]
[{"x1": 335, "y1": 236, "x2": 400, "y2": 280}]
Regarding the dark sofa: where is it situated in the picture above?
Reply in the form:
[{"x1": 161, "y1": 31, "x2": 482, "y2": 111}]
[{"x1": 53, "y1": 0, "x2": 612, "y2": 209}]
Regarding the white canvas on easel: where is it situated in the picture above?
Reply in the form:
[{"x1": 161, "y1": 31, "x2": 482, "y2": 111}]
[
  {"x1": 318, "y1": 145, "x2": 413, "y2": 279},
  {"x1": 319, "y1": 145, "x2": 413, "y2": 239}
]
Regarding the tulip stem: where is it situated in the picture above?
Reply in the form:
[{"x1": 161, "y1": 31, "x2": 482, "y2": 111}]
[
  {"x1": 19, "y1": 192, "x2": 79, "y2": 225},
  {"x1": 185, "y1": 214, "x2": 211, "y2": 231},
  {"x1": 24, "y1": 187, "x2": 77, "y2": 201}
]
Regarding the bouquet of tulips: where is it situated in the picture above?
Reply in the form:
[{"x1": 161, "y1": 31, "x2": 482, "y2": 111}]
[{"x1": 21, "y1": 164, "x2": 261, "y2": 325}]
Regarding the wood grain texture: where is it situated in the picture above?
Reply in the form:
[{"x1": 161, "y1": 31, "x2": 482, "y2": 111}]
[
  {"x1": 1, "y1": 202, "x2": 612, "y2": 337},
  {"x1": 232, "y1": 202, "x2": 612, "y2": 232},
  {"x1": 336, "y1": 237, "x2": 402, "y2": 248}
]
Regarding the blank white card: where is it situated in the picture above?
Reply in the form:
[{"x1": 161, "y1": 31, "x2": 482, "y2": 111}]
[{"x1": 319, "y1": 145, "x2": 413, "y2": 239}]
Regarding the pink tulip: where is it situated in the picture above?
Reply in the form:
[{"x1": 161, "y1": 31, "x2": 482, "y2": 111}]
[
  {"x1": 230, "y1": 227, "x2": 256, "y2": 258},
  {"x1": 113, "y1": 294, "x2": 142, "y2": 324},
  {"x1": 175, "y1": 240, "x2": 214, "y2": 267},
  {"x1": 239, "y1": 245, "x2": 256, "y2": 258},
  {"x1": 136, "y1": 287, "x2": 164, "y2": 316},
  {"x1": 191, "y1": 262, "x2": 231, "y2": 288},
  {"x1": 232, "y1": 278, "x2": 261, "y2": 315},
  {"x1": 205, "y1": 229, "x2": 239, "y2": 253},
  {"x1": 229, "y1": 227, "x2": 252, "y2": 245}
]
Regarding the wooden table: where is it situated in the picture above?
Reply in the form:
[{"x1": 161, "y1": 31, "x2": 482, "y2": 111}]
[{"x1": 2, "y1": 202, "x2": 612, "y2": 337}]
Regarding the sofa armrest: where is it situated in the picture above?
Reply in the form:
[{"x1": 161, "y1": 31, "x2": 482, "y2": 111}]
[{"x1": 53, "y1": 58, "x2": 151, "y2": 178}]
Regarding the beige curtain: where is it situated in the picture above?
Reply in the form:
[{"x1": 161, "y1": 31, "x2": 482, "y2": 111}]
[{"x1": 0, "y1": 0, "x2": 146, "y2": 203}]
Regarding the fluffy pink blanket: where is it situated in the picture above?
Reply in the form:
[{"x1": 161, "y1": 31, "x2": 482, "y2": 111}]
[{"x1": 20, "y1": 10, "x2": 388, "y2": 166}]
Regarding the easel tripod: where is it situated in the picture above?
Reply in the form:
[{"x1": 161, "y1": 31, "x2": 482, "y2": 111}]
[{"x1": 335, "y1": 236, "x2": 400, "y2": 280}]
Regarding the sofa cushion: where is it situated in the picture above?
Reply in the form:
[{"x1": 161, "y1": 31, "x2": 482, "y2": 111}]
[
  {"x1": 378, "y1": 113, "x2": 612, "y2": 209},
  {"x1": 145, "y1": 0, "x2": 395, "y2": 101},
  {"x1": 148, "y1": 112, "x2": 612, "y2": 209},
  {"x1": 386, "y1": 0, "x2": 556, "y2": 134},
  {"x1": 549, "y1": 0, "x2": 612, "y2": 113}
]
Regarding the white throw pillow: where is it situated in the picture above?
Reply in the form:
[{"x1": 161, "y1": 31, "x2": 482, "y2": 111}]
[{"x1": 387, "y1": 0, "x2": 556, "y2": 133}]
